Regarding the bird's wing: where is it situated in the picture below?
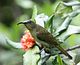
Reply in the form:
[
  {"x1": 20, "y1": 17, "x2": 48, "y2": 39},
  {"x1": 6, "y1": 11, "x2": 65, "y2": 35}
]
[
  {"x1": 36, "y1": 26, "x2": 58, "y2": 46},
  {"x1": 36, "y1": 25, "x2": 72, "y2": 59},
  {"x1": 36, "y1": 25, "x2": 58, "y2": 47}
]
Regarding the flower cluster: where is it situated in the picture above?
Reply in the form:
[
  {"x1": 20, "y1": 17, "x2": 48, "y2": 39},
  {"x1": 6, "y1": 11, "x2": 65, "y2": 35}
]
[{"x1": 21, "y1": 31, "x2": 35, "y2": 51}]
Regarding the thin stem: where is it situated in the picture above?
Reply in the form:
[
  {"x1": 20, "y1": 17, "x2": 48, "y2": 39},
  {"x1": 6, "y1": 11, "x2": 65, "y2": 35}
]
[{"x1": 59, "y1": 45, "x2": 80, "y2": 54}]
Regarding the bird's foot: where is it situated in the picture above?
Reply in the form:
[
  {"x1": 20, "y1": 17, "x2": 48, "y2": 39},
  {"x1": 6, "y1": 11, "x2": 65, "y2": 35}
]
[{"x1": 37, "y1": 48, "x2": 51, "y2": 65}]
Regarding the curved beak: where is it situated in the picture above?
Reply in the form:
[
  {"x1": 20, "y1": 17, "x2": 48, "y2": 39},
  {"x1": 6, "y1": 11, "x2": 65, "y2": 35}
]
[
  {"x1": 17, "y1": 20, "x2": 31, "y2": 25},
  {"x1": 17, "y1": 22, "x2": 25, "y2": 25}
]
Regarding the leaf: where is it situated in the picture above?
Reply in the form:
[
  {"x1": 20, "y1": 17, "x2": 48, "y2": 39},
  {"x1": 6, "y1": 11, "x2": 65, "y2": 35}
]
[
  {"x1": 54, "y1": 8, "x2": 80, "y2": 36},
  {"x1": 0, "y1": 33, "x2": 8, "y2": 46},
  {"x1": 62, "y1": 1, "x2": 80, "y2": 6},
  {"x1": 52, "y1": 15, "x2": 65, "y2": 33},
  {"x1": 77, "y1": 62, "x2": 80, "y2": 65},
  {"x1": 44, "y1": 14, "x2": 54, "y2": 30},
  {"x1": 63, "y1": 8, "x2": 80, "y2": 18},
  {"x1": 0, "y1": 33, "x2": 21, "y2": 49},
  {"x1": 23, "y1": 46, "x2": 40, "y2": 65},
  {"x1": 52, "y1": 57, "x2": 58, "y2": 65},
  {"x1": 46, "y1": 56, "x2": 55, "y2": 65},
  {"x1": 6, "y1": 37, "x2": 22, "y2": 48},
  {"x1": 74, "y1": 52, "x2": 80, "y2": 64},
  {"x1": 54, "y1": 1, "x2": 72, "y2": 16},
  {"x1": 57, "y1": 25, "x2": 80, "y2": 42},
  {"x1": 35, "y1": 13, "x2": 49, "y2": 27},
  {"x1": 31, "y1": 5, "x2": 37, "y2": 22},
  {"x1": 54, "y1": 16, "x2": 72, "y2": 36},
  {"x1": 52, "y1": 56, "x2": 67, "y2": 65},
  {"x1": 57, "y1": 55, "x2": 63, "y2": 65},
  {"x1": 71, "y1": 14, "x2": 80, "y2": 26},
  {"x1": 66, "y1": 25, "x2": 80, "y2": 35}
]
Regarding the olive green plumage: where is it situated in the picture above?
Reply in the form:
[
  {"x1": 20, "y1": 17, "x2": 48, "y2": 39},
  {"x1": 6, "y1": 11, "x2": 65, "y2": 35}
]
[{"x1": 18, "y1": 20, "x2": 72, "y2": 59}]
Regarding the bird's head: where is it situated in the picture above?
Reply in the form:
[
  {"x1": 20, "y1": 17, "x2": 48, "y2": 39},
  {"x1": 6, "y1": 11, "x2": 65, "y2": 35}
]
[{"x1": 18, "y1": 20, "x2": 36, "y2": 31}]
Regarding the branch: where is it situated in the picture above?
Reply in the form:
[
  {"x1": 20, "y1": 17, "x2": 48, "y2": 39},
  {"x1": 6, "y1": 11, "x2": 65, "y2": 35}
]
[
  {"x1": 66, "y1": 45, "x2": 80, "y2": 51},
  {"x1": 59, "y1": 45, "x2": 80, "y2": 54}
]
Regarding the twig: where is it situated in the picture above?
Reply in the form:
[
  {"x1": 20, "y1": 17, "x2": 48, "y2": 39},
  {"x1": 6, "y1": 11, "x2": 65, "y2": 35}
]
[
  {"x1": 66, "y1": 45, "x2": 80, "y2": 51},
  {"x1": 59, "y1": 45, "x2": 80, "y2": 54}
]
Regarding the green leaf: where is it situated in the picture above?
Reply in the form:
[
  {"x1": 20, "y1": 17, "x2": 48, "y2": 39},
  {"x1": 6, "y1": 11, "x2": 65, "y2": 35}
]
[
  {"x1": 54, "y1": 1, "x2": 72, "y2": 16},
  {"x1": 54, "y1": 16, "x2": 72, "y2": 36},
  {"x1": 52, "y1": 56, "x2": 67, "y2": 65},
  {"x1": 52, "y1": 57, "x2": 58, "y2": 65},
  {"x1": 23, "y1": 46, "x2": 40, "y2": 65},
  {"x1": 62, "y1": 1, "x2": 80, "y2": 11},
  {"x1": 74, "y1": 53, "x2": 80, "y2": 64},
  {"x1": 57, "y1": 25, "x2": 80, "y2": 42},
  {"x1": 62, "y1": 1, "x2": 80, "y2": 6},
  {"x1": 57, "y1": 55, "x2": 63, "y2": 65},
  {"x1": 44, "y1": 15, "x2": 54, "y2": 30},
  {"x1": 63, "y1": 8, "x2": 80, "y2": 18},
  {"x1": 46, "y1": 56, "x2": 55, "y2": 65},
  {"x1": 54, "y1": 8, "x2": 80, "y2": 36},
  {"x1": 31, "y1": 5, "x2": 37, "y2": 22},
  {"x1": 71, "y1": 14, "x2": 80, "y2": 26},
  {"x1": 52, "y1": 15, "x2": 64, "y2": 33},
  {"x1": 6, "y1": 37, "x2": 22, "y2": 48}
]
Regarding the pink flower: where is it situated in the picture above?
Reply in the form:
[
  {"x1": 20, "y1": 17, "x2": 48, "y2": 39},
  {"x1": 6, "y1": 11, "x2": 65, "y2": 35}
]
[{"x1": 21, "y1": 31, "x2": 35, "y2": 51}]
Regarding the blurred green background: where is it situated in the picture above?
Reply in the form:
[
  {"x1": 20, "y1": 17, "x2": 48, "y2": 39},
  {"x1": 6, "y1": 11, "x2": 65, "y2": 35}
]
[{"x1": 0, "y1": 0, "x2": 80, "y2": 65}]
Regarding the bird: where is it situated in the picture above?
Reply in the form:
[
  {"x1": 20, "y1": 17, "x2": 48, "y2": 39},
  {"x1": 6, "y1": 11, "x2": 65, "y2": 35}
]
[{"x1": 18, "y1": 20, "x2": 72, "y2": 59}]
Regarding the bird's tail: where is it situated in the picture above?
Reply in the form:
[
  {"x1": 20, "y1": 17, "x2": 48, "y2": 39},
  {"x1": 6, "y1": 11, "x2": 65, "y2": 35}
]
[{"x1": 56, "y1": 45, "x2": 72, "y2": 59}]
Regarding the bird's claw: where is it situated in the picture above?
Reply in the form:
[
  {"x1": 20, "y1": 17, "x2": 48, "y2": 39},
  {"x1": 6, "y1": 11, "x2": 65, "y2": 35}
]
[{"x1": 35, "y1": 48, "x2": 51, "y2": 65}]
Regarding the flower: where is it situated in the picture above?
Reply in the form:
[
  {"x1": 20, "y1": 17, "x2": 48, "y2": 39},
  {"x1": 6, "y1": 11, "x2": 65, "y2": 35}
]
[{"x1": 21, "y1": 30, "x2": 35, "y2": 51}]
